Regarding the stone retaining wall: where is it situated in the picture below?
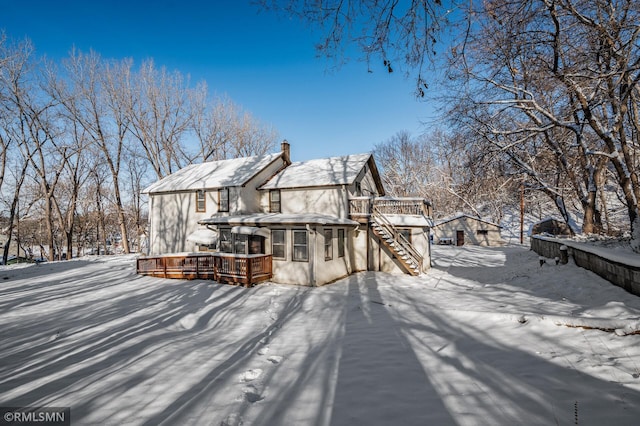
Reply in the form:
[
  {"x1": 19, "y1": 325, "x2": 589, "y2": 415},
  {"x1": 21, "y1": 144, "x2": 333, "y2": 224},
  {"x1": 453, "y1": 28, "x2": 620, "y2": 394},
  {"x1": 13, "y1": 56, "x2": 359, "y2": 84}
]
[{"x1": 531, "y1": 236, "x2": 640, "y2": 297}]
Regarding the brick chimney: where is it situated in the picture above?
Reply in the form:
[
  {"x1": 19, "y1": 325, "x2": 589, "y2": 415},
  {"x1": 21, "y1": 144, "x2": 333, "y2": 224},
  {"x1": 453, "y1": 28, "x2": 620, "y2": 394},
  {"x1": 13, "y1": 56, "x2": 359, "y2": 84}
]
[{"x1": 281, "y1": 140, "x2": 291, "y2": 164}]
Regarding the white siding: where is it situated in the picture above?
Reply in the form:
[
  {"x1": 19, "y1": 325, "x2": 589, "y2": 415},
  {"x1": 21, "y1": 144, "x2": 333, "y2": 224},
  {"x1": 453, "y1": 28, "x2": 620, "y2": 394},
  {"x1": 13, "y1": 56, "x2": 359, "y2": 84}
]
[
  {"x1": 149, "y1": 191, "x2": 215, "y2": 254},
  {"x1": 278, "y1": 187, "x2": 349, "y2": 217},
  {"x1": 434, "y1": 216, "x2": 503, "y2": 246},
  {"x1": 315, "y1": 226, "x2": 353, "y2": 285},
  {"x1": 148, "y1": 156, "x2": 286, "y2": 255},
  {"x1": 268, "y1": 227, "x2": 314, "y2": 285}
]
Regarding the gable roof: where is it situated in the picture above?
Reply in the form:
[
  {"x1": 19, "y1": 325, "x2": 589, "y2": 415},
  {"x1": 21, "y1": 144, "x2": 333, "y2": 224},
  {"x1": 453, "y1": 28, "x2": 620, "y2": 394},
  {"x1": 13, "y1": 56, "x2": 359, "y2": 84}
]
[
  {"x1": 434, "y1": 213, "x2": 502, "y2": 228},
  {"x1": 142, "y1": 153, "x2": 283, "y2": 194},
  {"x1": 260, "y1": 153, "x2": 384, "y2": 193}
]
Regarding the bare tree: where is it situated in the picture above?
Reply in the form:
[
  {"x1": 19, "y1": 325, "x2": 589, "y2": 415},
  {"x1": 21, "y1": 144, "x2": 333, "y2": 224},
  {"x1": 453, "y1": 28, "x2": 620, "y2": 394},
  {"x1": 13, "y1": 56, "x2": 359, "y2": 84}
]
[
  {"x1": 0, "y1": 32, "x2": 11, "y2": 195},
  {"x1": 373, "y1": 131, "x2": 437, "y2": 198},
  {"x1": 50, "y1": 49, "x2": 133, "y2": 253},
  {"x1": 192, "y1": 92, "x2": 279, "y2": 162},
  {"x1": 1, "y1": 28, "x2": 290, "y2": 260},
  {"x1": 1, "y1": 36, "x2": 67, "y2": 262},
  {"x1": 127, "y1": 60, "x2": 193, "y2": 178},
  {"x1": 0, "y1": 35, "x2": 30, "y2": 264},
  {"x1": 124, "y1": 147, "x2": 149, "y2": 253},
  {"x1": 191, "y1": 90, "x2": 236, "y2": 161},
  {"x1": 0, "y1": 154, "x2": 31, "y2": 263},
  {"x1": 443, "y1": 0, "x2": 640, "y2": 247},
  {"x1": 89, "y1": 159, "x2": 110, "y2": 255},
  {"x1": 52, "y1": 117, "x2": 91, "y2": 259},
  {"x1": 260, "y1": 0, "x2": 447, "y2": 97}
]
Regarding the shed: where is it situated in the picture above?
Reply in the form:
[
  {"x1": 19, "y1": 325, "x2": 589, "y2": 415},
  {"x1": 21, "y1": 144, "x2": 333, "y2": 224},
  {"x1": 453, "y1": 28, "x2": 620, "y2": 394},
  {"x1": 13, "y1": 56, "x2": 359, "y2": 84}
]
[{"x1": 433, "y1": 213, "x2": 504, "y2": 246}]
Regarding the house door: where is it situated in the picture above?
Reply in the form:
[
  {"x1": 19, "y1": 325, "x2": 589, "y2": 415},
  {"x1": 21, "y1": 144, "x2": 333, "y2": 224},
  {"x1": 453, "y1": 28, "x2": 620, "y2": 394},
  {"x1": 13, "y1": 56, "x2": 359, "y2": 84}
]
[{"x1": 456, "y1": 230, "x2": 465, "y2": 246}]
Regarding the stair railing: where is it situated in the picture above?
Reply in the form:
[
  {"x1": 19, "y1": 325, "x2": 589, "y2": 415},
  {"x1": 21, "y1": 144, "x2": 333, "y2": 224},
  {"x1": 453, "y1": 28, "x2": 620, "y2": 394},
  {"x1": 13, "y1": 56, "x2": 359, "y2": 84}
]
[{"x1": 371, "y1": 206, "x2": 423, "y2": 272}]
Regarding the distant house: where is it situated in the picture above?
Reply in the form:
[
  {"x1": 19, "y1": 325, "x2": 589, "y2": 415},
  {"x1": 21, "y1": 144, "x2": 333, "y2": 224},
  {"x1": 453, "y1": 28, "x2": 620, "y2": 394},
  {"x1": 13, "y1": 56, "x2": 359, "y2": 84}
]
[
  {"x1": 433, "y1": 213, "x2": 504, "y2": 246},
  {"x1": 530, "y1": 218, "x2": 573, "y2": 237},
  {"x1": 139, "y1": 142, "x2": 433, "y2": 286}
]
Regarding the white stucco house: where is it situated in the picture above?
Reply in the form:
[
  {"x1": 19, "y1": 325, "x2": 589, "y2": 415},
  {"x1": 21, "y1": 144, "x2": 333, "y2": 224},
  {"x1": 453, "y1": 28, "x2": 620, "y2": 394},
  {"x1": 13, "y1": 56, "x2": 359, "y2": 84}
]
[{"x1": 138, "y1": 142, "x2": 433, "y2": 286}]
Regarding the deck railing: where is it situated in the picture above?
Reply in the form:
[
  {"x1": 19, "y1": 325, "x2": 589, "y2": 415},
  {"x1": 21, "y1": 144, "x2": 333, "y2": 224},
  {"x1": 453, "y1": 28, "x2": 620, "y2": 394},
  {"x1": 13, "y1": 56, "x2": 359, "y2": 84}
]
[
  {"x1": 349, "y1": 196, "x2": 432, "y2": 221},
  {"x1": 136, "y1": 253, "x2": 273, "y2": 287}
]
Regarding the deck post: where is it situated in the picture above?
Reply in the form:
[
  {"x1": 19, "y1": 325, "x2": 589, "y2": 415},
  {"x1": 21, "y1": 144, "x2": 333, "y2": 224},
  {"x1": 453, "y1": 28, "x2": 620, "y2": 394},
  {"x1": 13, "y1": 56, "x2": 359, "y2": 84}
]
[
  {"x1": 162, "y1": 257, "x2": 167, "y2": 278},
  {"x1": 246, "y1": 258, "x2": 253, "y2": 287}
]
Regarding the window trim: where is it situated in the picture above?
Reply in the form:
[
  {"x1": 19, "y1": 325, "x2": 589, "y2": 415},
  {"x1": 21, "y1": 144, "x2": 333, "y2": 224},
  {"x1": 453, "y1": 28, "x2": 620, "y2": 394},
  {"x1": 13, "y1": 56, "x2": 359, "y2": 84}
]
[
  {"x1": 338, "y1": 228, "x2": 345, "y2": 258},
  {"x1": 218, "y1": 187, "x2": 229, "y2": 212},
  {"x1": 269, "y1": 189, "x2": 281, "y2": 213},
  {"x1": 219, "y1": 228, "x2": 232, "y2": 253},
  {"x1": 324, "y1": 228, "x2": 333, "y2": 261},
  {"x1": 196, "y1": 190, "x2": 206, "y2": 213},
  {"x1": 355, "y1": 181, "x2": 362, "y2": 196},
  {"x1": 292, "y1": 229, "x2": 308, "y2": 262},
  {"x1": 271, "y1": 229, "x2": 286, "y2": 260}
]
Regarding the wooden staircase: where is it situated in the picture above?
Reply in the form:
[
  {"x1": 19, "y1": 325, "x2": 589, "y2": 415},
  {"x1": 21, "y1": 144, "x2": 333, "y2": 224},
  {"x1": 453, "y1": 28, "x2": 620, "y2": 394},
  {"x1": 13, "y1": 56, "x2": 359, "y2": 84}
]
[{"x1": 370, "y1": 208, "x2": 423, "y2": 276}]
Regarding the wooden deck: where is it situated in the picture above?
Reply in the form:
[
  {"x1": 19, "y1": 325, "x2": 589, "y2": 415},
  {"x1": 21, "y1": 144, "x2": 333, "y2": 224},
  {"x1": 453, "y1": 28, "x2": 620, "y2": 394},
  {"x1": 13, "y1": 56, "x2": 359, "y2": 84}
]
[
  {"x1": 349, "y1": 196, "x2": 433, "y2": 223},
  {"x1": 136, "y1": 253, "x2": 273, "y2": 287}
]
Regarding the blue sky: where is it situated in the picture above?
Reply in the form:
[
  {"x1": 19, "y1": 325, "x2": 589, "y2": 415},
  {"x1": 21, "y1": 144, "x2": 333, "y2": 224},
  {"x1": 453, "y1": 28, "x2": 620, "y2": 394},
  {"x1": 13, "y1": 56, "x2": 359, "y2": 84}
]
[{"x1": 0, "y1": 0, "x2": 438, "y2": 161}]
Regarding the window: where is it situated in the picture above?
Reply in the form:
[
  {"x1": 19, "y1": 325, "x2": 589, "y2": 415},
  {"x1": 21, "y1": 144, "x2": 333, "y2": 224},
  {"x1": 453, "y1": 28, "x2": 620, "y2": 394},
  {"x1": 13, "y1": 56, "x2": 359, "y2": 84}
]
[
  {"x1": 218, "y1": 188, "x2": 229, "y2": 212},
  {"x1": 338, "y1": 229, "x2": 345, "y2": 258},
  {"x1": 219, "y1": 228, "x2": 232, "y2": 253},
  {"x1": 269, "y1": 189, "x2": 281, "y2": 213},
  {"x1": 234, "y1": 234, "x2": 248, "y2": 254},
  {"x1": 196, "y1": 190, "x2": 206, "y2": 212},
  {"x1": 248, "y1": 236, "x2": 264, "y2": 254},
  {"x1": 271, "y1": 229, "x2": 286, "y2": 259},
  {"x1": 355, "y1": 181, "x2": 362, "y2": 196},
  {"x1": 476, "y1": 229, "x2": 489, "y2": 235},
  {"x1": 221, "y1": 230, "x2": 265, "y2": 254},
  {"x1": 292, "y1": 230, "x2": 308, "y2": 262},
  {"x1": 324, "y1": 229, "x2": 333, "y2": 261}
]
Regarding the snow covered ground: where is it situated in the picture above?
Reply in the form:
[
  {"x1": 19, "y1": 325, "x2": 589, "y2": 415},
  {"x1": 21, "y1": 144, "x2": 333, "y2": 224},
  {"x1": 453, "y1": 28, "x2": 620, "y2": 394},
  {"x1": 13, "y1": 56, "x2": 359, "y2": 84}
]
[{"x1": 1, "y1": 245, "x2": 639, "y2": 425}]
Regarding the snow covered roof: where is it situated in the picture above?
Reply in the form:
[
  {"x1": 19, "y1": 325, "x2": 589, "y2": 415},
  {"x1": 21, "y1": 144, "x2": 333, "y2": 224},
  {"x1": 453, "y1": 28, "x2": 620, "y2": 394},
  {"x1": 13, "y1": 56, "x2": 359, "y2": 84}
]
[
  {"x1": 199, "y1": 213, "x2": 359, "y2": 227},
  {"x1": 186, "y1": 228, "x2": 218, "y2": 245},
  {"x1": 142, "y1": 153, "x2": 283, "y2": 194},
  {"x1": 260, "y1": 153, "x2": 374, "y2": 190},
  {"x1": 384, "y1": 214, "x2": 433, "y2": 228},
  {"x1": 434, "y1": 213, "x2": 502, "y2": 228}
]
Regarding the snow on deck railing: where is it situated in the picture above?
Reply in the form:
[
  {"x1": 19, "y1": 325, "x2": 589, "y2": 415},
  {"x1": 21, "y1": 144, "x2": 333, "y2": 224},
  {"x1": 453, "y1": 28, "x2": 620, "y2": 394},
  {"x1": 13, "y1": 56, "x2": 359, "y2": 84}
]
[
  {"x1": 137, "y1": 253, "x2": 272, "y2": 287},
  {"x1": 349, "y1": 196, "x2": 432, "y2": 218}
]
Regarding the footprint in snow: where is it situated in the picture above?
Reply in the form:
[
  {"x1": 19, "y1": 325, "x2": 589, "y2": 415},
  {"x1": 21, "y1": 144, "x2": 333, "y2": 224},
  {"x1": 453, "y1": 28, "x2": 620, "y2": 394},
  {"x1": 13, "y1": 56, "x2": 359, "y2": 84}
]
[
  {"x1": 220, "y1": 413, "x2": 243, "y2": 426},
  {"x1": 242, "y1": 385, "x2": 264, "y2": 403},
  {"x1": 178, "y1": 314, "x2": 199, "y2": 330},
  {"x1": 239, "y1": 369, "x2": 262, "y2": 382},
  {"x1": 267, "y1": 355, "x2": 283, "y2": 364}
]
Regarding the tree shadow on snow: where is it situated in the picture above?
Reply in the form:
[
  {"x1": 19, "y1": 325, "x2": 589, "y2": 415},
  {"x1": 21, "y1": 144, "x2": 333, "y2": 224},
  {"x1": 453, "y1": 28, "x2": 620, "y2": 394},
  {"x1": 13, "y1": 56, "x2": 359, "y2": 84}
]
[
  {"x1": 3, "y1": 257, "x2": 639, "y2": 426},
  {"x1": 391, "y1": 284, "x2": 640, "y2": 425},
  {"x1": 326, "y1": 274, "x2": 455, "y2": 426},
  {"x1": 0, "y1": 261, "x2": 256, "y2": 421}
]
